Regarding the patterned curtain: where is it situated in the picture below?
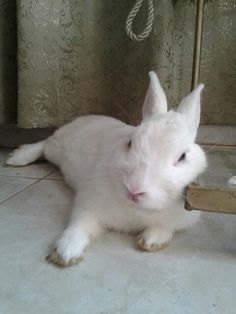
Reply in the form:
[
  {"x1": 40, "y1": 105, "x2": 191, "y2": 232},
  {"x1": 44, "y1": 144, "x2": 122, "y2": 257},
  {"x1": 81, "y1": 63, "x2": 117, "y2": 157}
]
[{"x1": 0, "y1": 0, "x2": 235, "y2": 128}]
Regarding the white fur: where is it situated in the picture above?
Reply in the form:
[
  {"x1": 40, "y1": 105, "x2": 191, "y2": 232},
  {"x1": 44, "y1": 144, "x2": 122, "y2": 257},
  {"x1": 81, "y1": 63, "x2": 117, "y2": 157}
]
[
  {"x1": 7, "y1": 141, "x2": 44, "y2": 166},
  {"x1": 7, "y1": 72, "x2": 207, "y2": 265}
]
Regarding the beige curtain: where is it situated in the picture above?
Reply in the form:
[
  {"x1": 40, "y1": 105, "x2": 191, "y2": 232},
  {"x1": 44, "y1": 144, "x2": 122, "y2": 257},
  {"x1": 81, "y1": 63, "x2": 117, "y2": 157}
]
[{"x1": 0, "y1": 1, "x2": 235, "y2": 128}]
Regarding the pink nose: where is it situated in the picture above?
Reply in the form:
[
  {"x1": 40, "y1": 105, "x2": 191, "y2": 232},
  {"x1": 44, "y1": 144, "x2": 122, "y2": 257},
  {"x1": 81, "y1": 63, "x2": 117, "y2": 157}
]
[{"x1": 128, "y1": 191, "x2": 145, "y2": 203}]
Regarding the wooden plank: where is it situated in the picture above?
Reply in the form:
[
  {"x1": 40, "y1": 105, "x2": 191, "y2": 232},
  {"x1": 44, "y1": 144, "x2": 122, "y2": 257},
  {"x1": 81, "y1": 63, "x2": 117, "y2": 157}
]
[
  {"x1": 185, "y1": 144, "x2": 236, "y2": 214},
  {"x1": 185, "y1": 185, "x2": 236, "y2": 214}
]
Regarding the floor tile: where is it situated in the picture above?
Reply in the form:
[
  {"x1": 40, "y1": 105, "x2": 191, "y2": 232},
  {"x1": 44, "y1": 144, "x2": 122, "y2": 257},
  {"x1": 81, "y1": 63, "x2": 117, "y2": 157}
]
[
  {"x1": 0, "y1": 179, "x2": 235, "y2": 314},
  {"x1": 0, "y1": 148, "x2": 55, "y2": 178},
  {"x1": 0, "y1": 176, "x2": 37, "y2": 203}
]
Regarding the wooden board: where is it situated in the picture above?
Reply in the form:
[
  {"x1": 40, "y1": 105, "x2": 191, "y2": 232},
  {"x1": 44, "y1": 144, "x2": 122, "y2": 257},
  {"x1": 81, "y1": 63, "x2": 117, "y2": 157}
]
[{"x1": 185, "y1": 145, "x2": 236, "y2": 214}]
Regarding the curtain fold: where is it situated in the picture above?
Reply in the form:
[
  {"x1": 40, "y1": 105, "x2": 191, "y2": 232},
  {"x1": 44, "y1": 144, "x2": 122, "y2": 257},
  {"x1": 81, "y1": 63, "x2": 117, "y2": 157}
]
[
  {"x1": 0, "y1": 1, "x2": 235, "y2": 128},
  {"x1": 16, "y1": 0, "x2": 196, "y2": 128}
]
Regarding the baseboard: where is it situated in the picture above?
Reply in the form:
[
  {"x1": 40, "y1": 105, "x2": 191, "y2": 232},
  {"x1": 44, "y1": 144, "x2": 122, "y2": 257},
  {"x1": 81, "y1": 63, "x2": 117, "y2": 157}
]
[
  {"x1": 0, "y1": 124, "x2": 55, "y2": 148},
  {"x1": 0, "y1": 124, "x2": 235, "y2": 148}
]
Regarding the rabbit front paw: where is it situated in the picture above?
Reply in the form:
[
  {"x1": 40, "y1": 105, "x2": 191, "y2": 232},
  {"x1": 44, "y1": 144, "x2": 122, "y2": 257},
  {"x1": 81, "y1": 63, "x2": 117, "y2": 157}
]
[
  {"x1": 137, "y1": 227, "x2": 173, "y2": 252},
  {"x1": 46, "y1": 248, "x2": 83, "y2": 267},
  {"x1": 46, "y1": 227, "x2": 89, "y2": 267}
]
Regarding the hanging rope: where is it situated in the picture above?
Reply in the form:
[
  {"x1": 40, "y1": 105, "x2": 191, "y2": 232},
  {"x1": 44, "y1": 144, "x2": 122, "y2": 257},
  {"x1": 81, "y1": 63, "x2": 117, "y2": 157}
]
[{"x1": 126, "y1": 0, "x2": 154, "y2": 42}]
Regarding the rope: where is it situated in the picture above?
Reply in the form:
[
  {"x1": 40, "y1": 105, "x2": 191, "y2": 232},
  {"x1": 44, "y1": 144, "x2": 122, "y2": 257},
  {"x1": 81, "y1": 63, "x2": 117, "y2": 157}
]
[{"x1": 126, "y1": 0, "x2": 154, "y2": 42}]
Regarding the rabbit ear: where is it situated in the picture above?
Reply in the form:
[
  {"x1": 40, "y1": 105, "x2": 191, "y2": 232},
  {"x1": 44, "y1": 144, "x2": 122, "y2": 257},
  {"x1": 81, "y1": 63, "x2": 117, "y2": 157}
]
[
  {"x1": 142, "y1": 71, "x2": 168, "y2": 120},
  {"x1": 177, "y1": 84, "x2": 204, "y2": 137}
]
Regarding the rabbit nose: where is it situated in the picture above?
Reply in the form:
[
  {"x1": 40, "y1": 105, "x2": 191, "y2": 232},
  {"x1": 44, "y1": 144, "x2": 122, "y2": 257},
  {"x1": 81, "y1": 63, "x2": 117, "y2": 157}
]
[{"x1": 128, "y1": 191, "x2": 145, "y2": 203}]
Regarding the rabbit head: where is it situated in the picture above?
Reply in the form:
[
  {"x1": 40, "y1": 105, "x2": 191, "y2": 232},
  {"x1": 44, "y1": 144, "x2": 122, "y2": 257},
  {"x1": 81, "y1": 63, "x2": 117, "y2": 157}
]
[{"x1": 114, "y1": 72, "x2": 207, "y2": 211}]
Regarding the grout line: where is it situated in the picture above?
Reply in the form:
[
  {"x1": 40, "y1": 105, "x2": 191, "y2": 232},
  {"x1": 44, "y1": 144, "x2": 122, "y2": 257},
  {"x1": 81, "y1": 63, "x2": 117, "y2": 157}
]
[
  {"x1": 0, "y1": 174, "x2": 53, "y2": 180},
  {"x1": 43, "y1": 168, "x2": 64, "y2": 181},
  {"x1": 43, "y1": 178, "x2": 64, "y2": 181},
  {"x1": 0, "y1": 169, "x2": 60, "y2": 206},
  {"x1": 0, "y1": 179, "x2": 41, "y2": 206},
  {"x1": 0, "y1": 163, "x2": 57, "y2": 180},
  {"x1": 38, "y1": 168, "x2": 57, "y2": 179},
  {"x1": 43, "y1": 170, "x2": 63, "y2": 180}
]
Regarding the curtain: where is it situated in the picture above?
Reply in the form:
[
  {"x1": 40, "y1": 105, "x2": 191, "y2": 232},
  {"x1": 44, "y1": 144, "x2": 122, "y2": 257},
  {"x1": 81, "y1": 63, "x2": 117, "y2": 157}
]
[
  {"x1": 200, "y1": 0, "x2": 236, "y2": 125},
  {"x1": 0, "y1": 1, "x2": 17, "y2": 124},
  {"x1": 0, "y1": 0, "x2": 235, "y2": 128}
]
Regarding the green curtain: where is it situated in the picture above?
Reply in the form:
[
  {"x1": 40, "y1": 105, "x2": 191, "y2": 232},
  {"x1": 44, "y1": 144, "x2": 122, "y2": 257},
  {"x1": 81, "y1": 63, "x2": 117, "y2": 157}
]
[{"x1": 0, "y1": 0, "x2": 235, "y2": 128}]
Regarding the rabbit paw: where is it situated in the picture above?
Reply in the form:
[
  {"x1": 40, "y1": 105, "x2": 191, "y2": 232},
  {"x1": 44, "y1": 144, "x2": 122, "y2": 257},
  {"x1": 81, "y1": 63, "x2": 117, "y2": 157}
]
[
  {"x1": 45, "y1": 227, "x2": 89, "y2": 267},
  {"x1": 46, "y1": 248, "x2": 83, "y2": 267},
  {"x1": 6, "y1": 147, "x2": 29, "y2": 166},
  {"x1": 137, "y1": 227, "x2": 173, "y2": 252}
]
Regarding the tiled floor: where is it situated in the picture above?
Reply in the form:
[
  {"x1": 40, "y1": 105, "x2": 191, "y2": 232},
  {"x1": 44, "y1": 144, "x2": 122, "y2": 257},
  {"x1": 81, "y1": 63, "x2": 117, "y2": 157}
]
[{"x1": 0, "y1": 148, "x2": 235, "y2": 314}]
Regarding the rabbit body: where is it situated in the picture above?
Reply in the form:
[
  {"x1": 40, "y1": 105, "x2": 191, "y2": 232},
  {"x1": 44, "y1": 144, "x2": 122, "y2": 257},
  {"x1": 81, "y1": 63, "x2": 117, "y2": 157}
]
[{"x1": 7, "y1": 72, "x2": 207, "y2": 267}]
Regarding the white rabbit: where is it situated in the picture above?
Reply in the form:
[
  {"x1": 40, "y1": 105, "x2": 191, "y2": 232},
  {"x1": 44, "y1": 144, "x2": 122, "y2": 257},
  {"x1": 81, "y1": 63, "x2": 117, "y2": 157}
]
[{"x1": 7, "y1": 72, "x2": 207, "y2": 267}]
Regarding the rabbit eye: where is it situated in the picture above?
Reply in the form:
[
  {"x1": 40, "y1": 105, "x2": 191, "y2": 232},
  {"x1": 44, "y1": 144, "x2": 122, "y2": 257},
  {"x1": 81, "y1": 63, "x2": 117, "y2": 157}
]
[
  {"x1": 178, "y1": 152, "x2": 186, "y2": 162},
  {"x1": 128, "y1": 140, "x2": 132, "y2": 149}
]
